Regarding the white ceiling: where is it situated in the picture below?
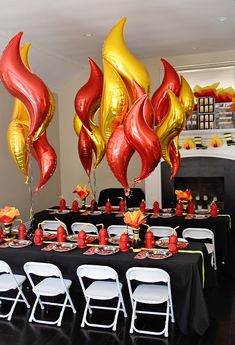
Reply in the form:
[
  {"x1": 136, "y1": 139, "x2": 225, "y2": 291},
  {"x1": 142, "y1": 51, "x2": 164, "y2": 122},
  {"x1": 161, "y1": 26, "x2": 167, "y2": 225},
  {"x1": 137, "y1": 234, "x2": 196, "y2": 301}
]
[{"x1": 0, "y1": 0, "x2": 235, "y2": 91}]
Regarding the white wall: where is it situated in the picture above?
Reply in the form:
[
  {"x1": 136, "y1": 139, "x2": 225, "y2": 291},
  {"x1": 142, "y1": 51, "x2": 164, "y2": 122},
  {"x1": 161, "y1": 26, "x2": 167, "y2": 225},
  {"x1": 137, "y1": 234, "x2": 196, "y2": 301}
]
[{"x1": 0, "y1": 85, "x2": 61, "y2": 222}]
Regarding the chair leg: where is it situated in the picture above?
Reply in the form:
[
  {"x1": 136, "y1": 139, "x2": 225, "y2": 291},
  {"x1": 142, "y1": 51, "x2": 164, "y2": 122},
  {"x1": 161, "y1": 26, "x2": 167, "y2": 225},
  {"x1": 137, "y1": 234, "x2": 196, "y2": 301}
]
[
  {"x1": 129, "y1": 300, "x2": 137, "y2": 334},
  {"x1": 164, "y1": 302, "x2": 170, "y2": 337},
  {"x1": 81, "y1": 297, "x2": 90, "y2": 327},
  {"x1": 29, "y1": 295, "x2": 40, "y2": 322},
  {"x1": 19, "y1": 287, "x2": 30, "y2": 309},
  {"x1": 7, "y1": 291, "x2": 21, "y2": 321},
  {"x1": 112, "y1": 298, "x2": 121, "y2": 331},
  {"x1": 120, "y1": 293, "x2": 127, "y2": 318},
  {"x1": 57, "y1": 295, "x2": 68, "y2": 327},
  {"x1": 66, "y1": 291, "x2": 77, "y2": 314}
]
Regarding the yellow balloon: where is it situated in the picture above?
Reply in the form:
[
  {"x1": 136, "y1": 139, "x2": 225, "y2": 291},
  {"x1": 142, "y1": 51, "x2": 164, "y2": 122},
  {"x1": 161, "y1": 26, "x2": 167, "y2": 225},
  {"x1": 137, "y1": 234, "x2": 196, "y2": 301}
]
[
  {"x1": 33, "y1": 88, "x2": 55, "y2": 141},
  {"x1": 103, "y1": 17, "x2": 151, "y2": 101},
  {"x1": 155, "y1": 90, "x2": 185, "y2": 167},
  {"x1": 179, "y1": 76, "x2": 195, "y2": 120},
  {"x1": 73, "y1": 114, "x2": 82, "y2": 136},
  {"x1": 100, "y1": 59, "x2": 129, "y2": 143},
  {"x1": 7, "y1": 120, "x2": 29, "y2": 180}
]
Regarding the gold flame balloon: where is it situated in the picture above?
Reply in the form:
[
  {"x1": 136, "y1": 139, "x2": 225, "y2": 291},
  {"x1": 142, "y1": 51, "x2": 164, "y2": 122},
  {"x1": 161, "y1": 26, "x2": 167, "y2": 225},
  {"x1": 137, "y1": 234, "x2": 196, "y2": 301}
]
[
  {"x1": 100, "y1": 59, "x2": 129, "y2": 143},
  {"x1": 155, "y1": 90, "x2": 185, "y2": 167},
  {"x1": 102, "y1": 17, "x2": 151, "y2": 102},
  {"x1": 179, "y1": 76, "x2": 194, "y2": 120},
  {"x1": 7, "y1": 43, "x2": 31, "y2": 182}
]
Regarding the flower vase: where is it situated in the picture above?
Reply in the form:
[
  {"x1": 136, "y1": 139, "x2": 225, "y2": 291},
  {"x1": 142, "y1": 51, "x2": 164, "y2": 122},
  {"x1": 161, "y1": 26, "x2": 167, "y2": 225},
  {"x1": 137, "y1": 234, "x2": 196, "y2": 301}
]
[
  {"x1": 3, "y1": 222, "x2": 16, "y2": 241},
  {"x1": 180, "y1": 200, "x2": 189, "y2": 215},
  {"x1": 132, "y1": 228, "x2": 141, "y2": 253},
  {"x1": 80, "y1": 199, "x2": 86, "y2": 212}
]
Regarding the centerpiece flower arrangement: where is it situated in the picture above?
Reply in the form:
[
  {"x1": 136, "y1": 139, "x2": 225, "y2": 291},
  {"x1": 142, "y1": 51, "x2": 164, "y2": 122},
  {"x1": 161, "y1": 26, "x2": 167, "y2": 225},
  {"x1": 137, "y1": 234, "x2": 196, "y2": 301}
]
[
  {"x1": 0, "y1": 205, "x2": 20, "y2": 240},
  {"x1": 123, "y1": 210, "x2": 147, "y2": 252},
  {"x1": 73, "y1": 184, "x2": 90, "y2": 210},
  {"x1": 175, "y1": 189, "x2": 192, "y2": 214}
]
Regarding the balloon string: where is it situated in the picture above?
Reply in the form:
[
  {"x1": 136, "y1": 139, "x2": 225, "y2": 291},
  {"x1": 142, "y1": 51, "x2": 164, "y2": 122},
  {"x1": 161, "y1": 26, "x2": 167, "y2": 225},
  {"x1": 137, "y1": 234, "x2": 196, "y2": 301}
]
[
  {"x1": 93, "y1": 170, "x2": 97, "y2": 200},
  {"x1": 27, "y1": 140, "x2": 34, "y2": 221}
]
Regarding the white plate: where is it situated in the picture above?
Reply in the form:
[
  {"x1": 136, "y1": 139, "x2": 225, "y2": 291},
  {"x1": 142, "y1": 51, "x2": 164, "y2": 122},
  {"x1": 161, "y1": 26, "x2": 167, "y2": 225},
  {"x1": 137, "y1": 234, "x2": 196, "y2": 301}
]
[
  {"x1": 128, "y1": 207, "x2": 140, "y2": 211},
  {"x1": 66, "y1": 234, "x2": 78, "y2": 242},
  {"x1": 9, "y1": 240, "x2": 32, "y2": 248},
  {"x1": 52, "y1": 243, "x2": 77, "y2": 252},
  {"x1": 195, "y1": 209, "x2": 209, "y2": 215},
  {"x1": 95, "y1": 246, "x2": 119, "y2": 255},
  {"x1": 88, "y1": 211, "x2": 102, "y2": 215},
  {"x1": 56, "y1": 209, "x2": 70, "y2": 214},
  {"x1": 108, "y1": 236, "x2": 120, "y2": 245},
  {"x1": 161, "y1": 208, "x2": 175, "y2": 213},
  {"x1": 192, "y1": 214, "x2": 210, "y2": 219},
  {"x1": 145, "y1": 249, "x2": 172, "y2": 260},
  {"x1": 155, "y1": 237, "x2": 188, "y2": 249},
  {"x1": 158, "y1": 213, "x2": 174, "y2": 218}
]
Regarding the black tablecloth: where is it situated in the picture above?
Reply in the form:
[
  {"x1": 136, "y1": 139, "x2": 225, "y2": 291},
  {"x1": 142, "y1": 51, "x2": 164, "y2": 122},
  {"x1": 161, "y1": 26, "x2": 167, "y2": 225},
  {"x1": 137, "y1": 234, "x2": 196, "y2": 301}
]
[
  {"x1": 32, "y1": 209, "x2": 235, "y2": 273},
  {"x1": 97, "y1": 188, "x2": 145, "y2": 207},
  {"x1": 0, "y1": 242, "x2": 213, "y2": 336}
]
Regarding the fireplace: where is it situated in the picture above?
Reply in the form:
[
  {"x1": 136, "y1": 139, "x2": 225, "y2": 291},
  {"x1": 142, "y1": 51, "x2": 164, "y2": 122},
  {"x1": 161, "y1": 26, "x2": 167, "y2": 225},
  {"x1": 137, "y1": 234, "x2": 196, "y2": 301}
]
[{"x1": 161, "y1": 157, "x2": 235, "y2": 220}]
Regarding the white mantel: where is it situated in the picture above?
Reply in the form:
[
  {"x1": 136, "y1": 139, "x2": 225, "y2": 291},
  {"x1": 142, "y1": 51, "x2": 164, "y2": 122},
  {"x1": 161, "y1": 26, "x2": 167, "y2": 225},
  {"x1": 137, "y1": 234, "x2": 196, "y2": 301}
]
[{"x1": 145, "y1": 129, "x2": 235, "y2": 207}]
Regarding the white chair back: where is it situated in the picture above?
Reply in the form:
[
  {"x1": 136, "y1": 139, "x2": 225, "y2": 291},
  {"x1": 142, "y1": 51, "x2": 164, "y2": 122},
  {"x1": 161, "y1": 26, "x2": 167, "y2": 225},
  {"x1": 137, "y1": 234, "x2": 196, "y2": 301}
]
[
  {"x1": 40, "y1": 220, "x2": 68, "y2": 235},
  {"x1": 76, "y1": 264, "x2": 127, "y2": 330},
  {"x1": 23, "y1": 261, "x2": 76, "y2": 326},
  {"x1": 0, "y1": 260, "x2": 30, "y2": 320},
  {"x1": 149, "y1": 226, "x2": 176, "y2": 237},
  {"x1": 125, "y1": 267, "x2": 174, "y2": 337},
  {"x1": 182, "y1": 227, "x2": 217, "y2": 270},
  {"x1": 71, "y1": 222, "x2": 98, "y2": 234},
  {"x1": 107, "y1": 225, "x2": 133, "y2": 237}
]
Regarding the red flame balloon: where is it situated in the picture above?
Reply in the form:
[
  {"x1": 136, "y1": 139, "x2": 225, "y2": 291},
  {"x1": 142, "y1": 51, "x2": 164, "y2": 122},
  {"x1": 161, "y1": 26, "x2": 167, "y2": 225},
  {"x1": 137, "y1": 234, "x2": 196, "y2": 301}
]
[
  {"x1": 151, "y1": 58, "x2": 181, "y2": 124},
  {"x1": 124, "y1": 95, "x2": 161, "y2": 184},
  {"x1": 78, "y1": 127, "x2": 93, "y2": 176},
  {"x1": 169, "y1": 142, "x2": 181, "y2": 181},
  {"x1": 0, "y1": 32, "x2": 50, "y2": 138},
  {"x1": 33, "y1": 132, "x2": 57, "y2": 192}
]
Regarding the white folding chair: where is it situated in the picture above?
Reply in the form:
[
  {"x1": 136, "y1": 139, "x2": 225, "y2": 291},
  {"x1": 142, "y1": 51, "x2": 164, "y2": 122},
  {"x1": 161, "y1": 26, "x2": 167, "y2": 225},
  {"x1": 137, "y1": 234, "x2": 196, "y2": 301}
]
[
  {"x1": 182, "y1": 227, "x2": 217, "y2": 270},
  {"x1": 148, "y1": 226, "x2": 176, "y2": 238},
  {"x1": 76, "y1": 264, "x2": 127, "y2": 331},
  {"x1": 107, "y1": 225, "x2": 133, "y2": 237},
  {"x1": 71, "y1": 222, "x2": 98, "y2": 235},
  {"x1": 126, "y1": 267, "x2": 174, "y2": 337},
  {"x1": 0, "y1": 260, "x2": 30, "y2": 321},
  {"x1": 40, "y1": 220, "x2": 68, "y2": 235},
  {"x1": 24, "y1": 262, "x2": 76, "y2": 326}
]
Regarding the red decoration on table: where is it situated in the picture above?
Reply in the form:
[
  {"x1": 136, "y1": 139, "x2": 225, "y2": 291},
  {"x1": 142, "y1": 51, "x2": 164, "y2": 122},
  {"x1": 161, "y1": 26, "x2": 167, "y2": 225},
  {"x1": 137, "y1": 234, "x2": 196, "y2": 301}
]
[
  {"x1": 139, "y1": 199, "x2": 146, "y2": 213},
  {"x1": 210, "y1": 201, "x2": 218, "y2": 218},
  {"x1": 187, "y1": 201, "x2": 195, "y2": 215},
  {"x1": 71, "y1": 200, "x2": 79, "y2": 212},
  {"x1": 168, "y1": 233, "x2": 178, "y2": 254},
  {"x1": 18, "y1": 223, "x2": 27, "y2": 240},
  {"x1": 34, "y1": 228, "x2": 44, "y2": 246},
  {"x1": 57, "y1": 225, "x2": 66, "y2": 242},
  {"x1": 105, "y1": 199, "x2": 112, "y2": 214},
  {"x1": 153, "y1": 200, "x2": 160, "y2": 214},
  {"x1": 0, "y1": 226, "x2": 4, "y2": 242},
  {"x1": 119, "y1": 197, "x2": 126, "y2": 213},
  {"x1": 90, "y1": 199, "x2": 97, "y2": 211},
  {"x1": 59, "y1": 196, "x2": 66, "y2": 210},
  {"x1": 97, "y1": 225, "x2": 108, "y2": 245},
  {"x1": 119, "y1": 232, "x2": 130, "y2": 252},
  {"x1": 77, "y1": 230, "x2": 87, "y2": 248},
  {"x1": 144, "y1": 229, "x2": 155, "y2": 249},
  {"x1": 175, "y1": 202, "x2": 183, "y2": 216}
]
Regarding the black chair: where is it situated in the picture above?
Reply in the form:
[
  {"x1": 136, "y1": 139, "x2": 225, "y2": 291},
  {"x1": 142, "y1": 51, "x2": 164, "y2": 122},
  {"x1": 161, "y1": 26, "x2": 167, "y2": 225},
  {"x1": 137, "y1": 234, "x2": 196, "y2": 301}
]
[{"x1": 97, "y1": 188, "x2": 145, "y2": 208}]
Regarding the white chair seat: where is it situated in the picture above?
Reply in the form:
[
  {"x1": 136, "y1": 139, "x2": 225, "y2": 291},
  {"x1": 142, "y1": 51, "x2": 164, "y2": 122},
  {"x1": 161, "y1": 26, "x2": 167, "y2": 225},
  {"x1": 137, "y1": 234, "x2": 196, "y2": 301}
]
[
  {"x1": 77, "y1": 264, "x2": 127, "y2": 330},
  {"x1": 85, "y1": 281, "x2": 122, "y2": 300},
  {"x1": 0, "y1": 260, "x2": 30, "y2": 321},
  {"x1": 24, "y1": 262, "x2": 76, "y2": 326},
  {"x1": 205, "y1": 243, "x2": 213, "y2": 254},
  {"x1": 33, "y1": 277, "x2": 72, "y2": 296},
  {"x1": 133, "y1": 284, "x2": 169, "y2": 304},
  {"x1": 0, "y1": 274, "x2": 26, "y2": 291}
]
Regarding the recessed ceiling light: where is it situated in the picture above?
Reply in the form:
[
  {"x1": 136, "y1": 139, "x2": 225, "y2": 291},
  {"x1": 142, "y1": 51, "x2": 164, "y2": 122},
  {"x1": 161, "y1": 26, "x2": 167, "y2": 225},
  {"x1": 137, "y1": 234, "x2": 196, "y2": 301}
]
[
  {"x1": 83, "y1": 33, "x2": 93, "y2": 37},
  {"x1": 217, "y1": 16, "x2": 227, "y2": 22},
  {"x1": 191, "y1": 46, "x2": 197, "y2": 50}
]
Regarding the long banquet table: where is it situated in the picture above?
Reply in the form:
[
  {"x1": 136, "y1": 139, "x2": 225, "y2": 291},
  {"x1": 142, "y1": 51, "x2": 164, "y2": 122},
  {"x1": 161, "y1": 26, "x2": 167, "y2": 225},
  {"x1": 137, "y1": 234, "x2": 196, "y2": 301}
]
[
  {"x1": 32, "y1": 208, "x2": 234, "y2": 273},
  {"x1": 0, "y1": 241, "x2": 213, "y2": 336}
]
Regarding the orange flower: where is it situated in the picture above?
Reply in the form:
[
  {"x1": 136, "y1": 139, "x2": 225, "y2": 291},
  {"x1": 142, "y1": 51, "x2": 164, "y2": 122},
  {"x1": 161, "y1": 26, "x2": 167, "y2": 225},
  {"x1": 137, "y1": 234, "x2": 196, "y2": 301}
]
[
  {"x1": 73, "y1": 184, "x2": 90, "y2": 200},
  {"x1": 175, "y1": 189, "x2": 192, "y2": 201},
  {"x1": 0, "y1": 205, "x2": 20, "y2": 223},
  {"x1": 124, "y1": 210, "x2": 146, "y2": 229}
]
